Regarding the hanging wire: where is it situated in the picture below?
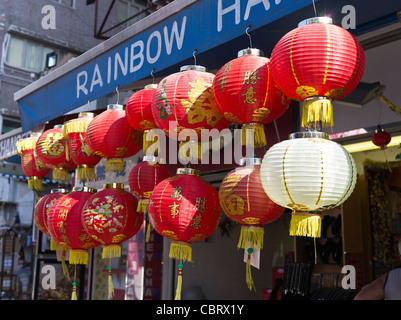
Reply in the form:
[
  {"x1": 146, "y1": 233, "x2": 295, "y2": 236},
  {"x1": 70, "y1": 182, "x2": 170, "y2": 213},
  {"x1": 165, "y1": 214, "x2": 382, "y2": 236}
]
[
  {"x1": 192, "y1": 49, "x2": 198, "y2": 65},
  {"x1": 312, "y1": 0, "x2": 317, "y2": 17},
  {"x1": 246, "y1": 25, "x2": 253, "y2": 49}
]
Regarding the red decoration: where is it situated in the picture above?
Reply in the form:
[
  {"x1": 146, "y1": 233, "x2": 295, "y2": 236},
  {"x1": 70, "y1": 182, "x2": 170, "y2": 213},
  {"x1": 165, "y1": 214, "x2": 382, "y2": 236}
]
[
  {"x1": 16, "y1": 133, "x2": 50, "y2": 191},
  {"x1": 36, "y1": 125, "x2": 76, "y2": 183},
  {"x1": 34, "y1": 189, "x2": 67, "y2": 236},
  {"x1": 86, "y1": 105, "x2": 143, "y2": 172},
  {"x1": 82, "y1": 183, "x2": 143, "y2": 259},
  {"x1": 212, "y1": 49, "x2": 290, "y2": 147},
  {"x1": 126, "y1": 84, "x2": 159, "y2": 154},
  {"x1": 372, "y1": 125, "x2": 391, "y2": 149},
  {"x1": 218, "y1": 158, "x2": 285, "y2": 290},
  {"x1": 48, "y1": 187, "x2": 101, "y2": 264},
  {"x1": 64, "y1": 112, "x2": 101, "y2": 182},
  {"x1": 151, "y1": 65, "x2": 229, "y2": 161},
  {"x1": 270, "y1": 17, "x2": 365, "y2": 129}
]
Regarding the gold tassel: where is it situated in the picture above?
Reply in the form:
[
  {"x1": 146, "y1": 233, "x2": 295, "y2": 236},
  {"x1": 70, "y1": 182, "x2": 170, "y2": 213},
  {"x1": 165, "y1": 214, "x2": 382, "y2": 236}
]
[
  {"x1": 77, "y1": 165, "x2": 96, "y2": 182},
  {"x1": 50, "y1": 237, "x2": 56, "y2": 251},
  {"x1": 108, "y1": 266, "x2": 114, "y2": 300},
  {"x1": 174, "y1": 263, "x2": 183, "y2": 300},
  {"x1": 178, "y1": 141, "x2": 202, "y2": 163},
  {"x1": 53, "y1": 168, "x2": 69, "y2": 183},
  {"x1": 69, "y1": 249, "x2": 89, "y2": 265},
  {"x1": 71, "y1": 281, "x2": 78, "y2": 300},
  {"x1": 241, "y1": 123, "x2": 266, "y2": 148},
  {"x1": 64, "y1": 119, "x2": 90, "y2": 136},
  {"x1": 238, "y1": 225, "x2": 264, "y2": 250},
  {"x1": 301, "y1": 97, "x2": 333, "y2": 129},
  {"x1": 28, "y1": 177, "x2": 43, "y2": 191},
  {"x1": 102, "y1": 244, "x2": 121, "y2": 259},
  {"x1": 146, "y1": 221, "x2": 152, "y2": 243},
  {"x1": 289, "y1": 211, "x2": 322, "y2": 238},
  {"x1": 169, "y1": 241, "x2": 192, "y2": 262},
  {"x1": 136, "y1": 199, "x2": 149, "y2": 213},
  {"x1": 105, "y1": 158, "x2": 124, "y2": 172},
  {"x1": 246, "y1": 248, "x2": 256, "y2": 291},
  {"x1": 16, "y1": 138, "x2": 37, "y2": 154},
  {"x1": 61, "y1": 250, "x2": 71, "y2": 282}
]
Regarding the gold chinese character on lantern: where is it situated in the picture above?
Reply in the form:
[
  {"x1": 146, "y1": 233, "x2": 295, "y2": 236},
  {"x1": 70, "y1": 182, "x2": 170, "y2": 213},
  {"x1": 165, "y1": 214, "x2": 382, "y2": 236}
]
[
  {"x1": 190, "y1": 212, "x2": 203, "y2": 229},
  {"x1": 170, "y1": 186, "x2": 183, "y2": 200},
  {"x1": 241, "y1": 86, "x2": 257, "y2": 104},
  {"x1": 168, "y1": 202, "x2": 180, "y2": 218},
  {"x1": 252, "y1": 107, "x2": 271, "y2": 122},
  {"x1": 193, "y1": 197, "x2": 208, "y2": 213},
  {"x1": 243, "y1": 69, "x2": 260, "y2": 85}
]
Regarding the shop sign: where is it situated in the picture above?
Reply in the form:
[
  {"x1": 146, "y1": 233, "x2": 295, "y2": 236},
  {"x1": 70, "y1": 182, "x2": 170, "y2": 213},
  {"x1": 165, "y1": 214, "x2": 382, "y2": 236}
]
[{"x1": 0, "y1": 128, "x2": 32, "y2": 160}]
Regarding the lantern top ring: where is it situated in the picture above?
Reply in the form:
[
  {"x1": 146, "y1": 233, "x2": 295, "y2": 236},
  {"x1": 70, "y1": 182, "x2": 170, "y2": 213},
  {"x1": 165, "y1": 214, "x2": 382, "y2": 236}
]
[
  {"x1": 107, "y1": 104, "x2": 124, "y2": 110},
  {"x1": 103, "y1": 183, "x2": 125, "y2": 190},
  {"x1": 289, "y1": 131, "x2": 329, "y2": 140},
  {"x1": 78, "y1": 112, "x2": 95, "y2": 118},
  {"x1": 180, "y1": 65, "x2": 206, "y2": 72},
  {"x1": 298, "y1": 16, "x2": 333, "y2": 27},
  {"x1": 144, "y1": 84, "x2": 158, "y2": 90},
  {"x1": 72, "y1": 186, "x2": 97, "y2": 194},
  {"x1": 30, "y1": 132, "x2": 42, "y2": 137},
  {"x1": 176, "y1": 167, "x2": 201, "y2": 177},
  {"x1": 54, "y1": 124, "x2": 64, "y2": 129},
  {"x1": 237, "y1": 48, "x2": 263, "y2": 57},
  {"x1": 50, "y1": 188, "x2": 68, "y2": 194},
  {"x1": 239, "y1": 157, "x2": 261, "y2": 166}
]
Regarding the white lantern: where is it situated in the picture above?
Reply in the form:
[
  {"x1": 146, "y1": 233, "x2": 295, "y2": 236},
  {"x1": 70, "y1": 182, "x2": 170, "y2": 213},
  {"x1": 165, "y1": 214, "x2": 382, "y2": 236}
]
[{"x1": 260, "y1": 132, "x2": 357, "y2": 238}]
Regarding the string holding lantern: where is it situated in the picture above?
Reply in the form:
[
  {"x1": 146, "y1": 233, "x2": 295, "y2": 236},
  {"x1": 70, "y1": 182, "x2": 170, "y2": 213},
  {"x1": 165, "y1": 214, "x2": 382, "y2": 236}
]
[
  {"x1": 270, "y1": 17, "x2": 365, "y2": 129},
  {"x1": 82, "y1": 183, "x2": 143, "y2": 299},
  {"x1": 126, "y1": 84, "x2": 160, "y2": 155},
  {"x1": 147, "y1": 168, "x2": 221, "y2": 300},
  {"x1": 16, "y1": 132, "x2": 50, "y2": 191},
  {"x1": 86, "y1": 104, "x2": 143, "y2": 173},
  {"x1": 260, "y1": 131, "x2": 357, "y2": 240},
  {"x1": 63, "y1": 112, "x2": 101, "y2": 182},
  {"x1": 212, "y1": 48, "x2": 290, "y2": 148},
  {"x1": 151, "y1": 65, "x2": 229, "y2": 163},
  {"x1": 35, "y1": 125, "x2": 76, "y2": 183},
  {"x1": 219, "y1": 157, "x2": 285, "y2": 290}
]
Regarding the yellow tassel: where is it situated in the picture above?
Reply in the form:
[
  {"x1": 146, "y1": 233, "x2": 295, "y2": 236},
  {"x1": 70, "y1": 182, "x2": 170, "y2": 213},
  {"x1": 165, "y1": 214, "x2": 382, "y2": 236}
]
[
  {"x1": 105, "y1": 158, "x2": 124, "y2": 172},
  {"x1": 16, "y1": 138, "x2": 37, "y2": 154},
  {"x1": 174, "y1": 263, "x2": 183, "y2": 300},
  {"x1": 53, "y1": 168, "x2": 69, "y2": 183},
  {"x1": 241, "y1": 123, "x2": 266, "y2": 148},
  {"x1": 289, "y1": 211, "x2": 322, "y2": 238},
  {"x1": 69, "y1": 249, "x2": 89, "y2": 265},
  {"x1": 102, "y1": 244, "x2": 121, "y2": 259},
  {"x1": 108, "y1": 266, "x2": 114, "y2": 300},
  {"x1": 301, "y1": 97, "x2": 333, "y2": 129},
  {"x1": 136, "y1": 199, "x2": 149, "y2": 213},
  {"x1": 146, "y1": 221, "x2": 152, "y2": 243},
  {"x1": 64, "y1": 119, "x2": 90, "y2": 136},
  {"x1": 71, "y1": 281, "x2": 78, "y2": 300},
  {"x1": 178, "y1": 141, "x2": 202, "y2": 163},
  {"x1": 246, "y1": 248, "x2": 256, "y2": 291},
  {"x1": 169, "y1": 241, "x2": 192, "y2": 262},
  {"x1": 77, "y1": 165, "x2": 96, "y2": 182},
  {"x1": 28, "y1": 177, "x2": 43, "y2": 191},
  {"x1": 238, "y1": 225, "x2": 264, "y2": 250},
  {"x1": 61, "y1": 250, "x2": 71, "y2": 281},
  {"x1": 50, "y1": 237, "x2": 56, "y2": 251}
]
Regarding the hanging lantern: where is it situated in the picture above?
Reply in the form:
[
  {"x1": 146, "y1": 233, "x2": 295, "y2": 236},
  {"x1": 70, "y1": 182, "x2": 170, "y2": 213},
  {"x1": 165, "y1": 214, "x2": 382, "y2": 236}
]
[
  {"x1": 151, "y1": 65, "x2": 229, "y2": 162},
  {"x1": 270, "y1": 17, "x2": 365, "y2": 129},
  {"x1": 35, "y1": 125, "x2": 76, "y2": 183},
  {"x1": 34, "y1": 188, "x2": 67, "y2": 236},
  {"x1": 86, "y1": 104, "x2": 143, "y2": 172},
  {"x1": 372, "y1": 125, "x2": 391, "y2": 150},
  {"x1": 212, "y1": 48, "x2": 290, "y2": 148},
  {"x1": 260, "y1": 132, "x2": 357, "y2": 239},
  {"x1": 126, "y1": 84, "x2": 160, "y2": 155},
  {"x1": 48, "y1": 187, "x2": 101, "y2": 265},
  {"x1": 63, "y1": 112, "x2": 101, "y2": 182},
  {"x1": 147, "y1": 168, "x2": 221, "y2": 299},
  {"x1": 16, "y1": 132, "x2": 50, "y2": 191},
  {"x1": 219, "y1": 157, "x2": 285, "y2": 290}
]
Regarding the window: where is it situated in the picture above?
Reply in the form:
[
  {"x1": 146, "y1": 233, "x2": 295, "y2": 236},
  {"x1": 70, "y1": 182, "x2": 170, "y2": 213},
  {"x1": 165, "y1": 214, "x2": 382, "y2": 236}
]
[
  {"x1": 117, "y1": 0, "x2": 150, "y2": 26},
  {"x1": 2, "y1": 119, "x2": 20, "y2": 135},
  {"x1": 6, "y1": 35, "x2": 66, "y2": 73}
]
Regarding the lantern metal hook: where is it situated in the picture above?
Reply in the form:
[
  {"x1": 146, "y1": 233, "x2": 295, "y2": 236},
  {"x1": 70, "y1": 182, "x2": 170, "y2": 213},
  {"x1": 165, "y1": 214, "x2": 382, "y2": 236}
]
[
  {"x1": 246, "y1": 25, "x2": 253, "y2": 49},
  {"x1": 116, "y1": 85, "x2": 120, "y2": 104},
  {"x1": 312, "y1": 0, "x2": 317, "y2": 17},
  {"x1": 151, "y1": 68, "x2": 155, "y2": 84},
  {"x1": 192, "y1": 49, "x2": 198, "y2": 65}
]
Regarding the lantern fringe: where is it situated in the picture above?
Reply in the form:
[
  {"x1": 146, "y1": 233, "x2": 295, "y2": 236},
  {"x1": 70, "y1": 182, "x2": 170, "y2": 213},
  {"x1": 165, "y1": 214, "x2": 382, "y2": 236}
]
[
  {"x1": 238, "y1": 226, "x2": 264, "y2": 250},
  {"x1": 169, "y1": 241, "x2": 192, "y2": 262},
  {"x1": 178, "y1": 141, "x2": 202, "y2": 163},
  {"x1": 69, "y1": 249, "x2": 89, "y2": 265},
  {"x1": 302, "y1": 97, "x2": 333, "y2": 129},
  {"x1": 174, "y1": 263, "x2": 183, "y2": 300},
  {"x1": 77, "y1": 165, "x2": 96, "y2": 182},
  {"x1": 143, "y1": 130, "x2": 159, "y2": 156},
  {"x1": 53, "y1": 168, "x2": 70, "y2": 183},
  {"x1": 64, "y1": 119, "x2": 90, "y2": 136},
  {"x1": 136, "y1": 199, "x2": 149, "y2": 213},
  {"x1": 28, "y1": 177, "x2": 43, "y2": 191},
  {"x1": 102, "y1": 244, "x2": 121, "y2": 259},
  {"x1": 16, "y1": 139, "x2": 36, "y2": 154},
  {"x1": 241, "y1": 123, "x2": 266, "y2": 148},
  {"x1": 289, "y1": 212, "x2": 322, "y2": 238},
  {"x1": 246, "y1": 248, "x2": 256, "y2": 291},
  {"x1": 105, "y1": 158, "x2": 124, "y2": 172}
]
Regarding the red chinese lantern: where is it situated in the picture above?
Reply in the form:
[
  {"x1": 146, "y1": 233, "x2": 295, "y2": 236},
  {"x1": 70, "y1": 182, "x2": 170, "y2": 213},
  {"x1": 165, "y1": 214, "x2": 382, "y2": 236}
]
[
  {"x1": 35, "y1": 125, "x2": 76, "y2": 183},
  {"x1": 148, "y1": 168, "x2": 221, "y2": 299},
  {"x1": 151, "y1": 65, "x2": 229, "y2": 162},
  {"x1": 86, "y1": 105, "x2": 143, "y2": 172},
  {"x1": 63, "y1": 112, "x2": 101, "y2": 182},
  {"x1": 16, "y1": 133, "x2": 50, "y2": 191},
  {"x1": 126, "y1": 84, "x2": 160, "y2": 154},
  {"x1": 270, "y1": 17, "x2": 365, "y2": 129},
  {"x1": 372, "y1": 125, "x2": 391, "y2": 149},
  {"x1": 219, "y1": 157, "x2": 285, "y2": 290},
  {"x1": 212, "y1": 49, "x2": 290, "y2": 148}
]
